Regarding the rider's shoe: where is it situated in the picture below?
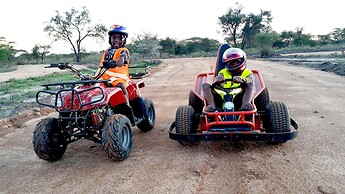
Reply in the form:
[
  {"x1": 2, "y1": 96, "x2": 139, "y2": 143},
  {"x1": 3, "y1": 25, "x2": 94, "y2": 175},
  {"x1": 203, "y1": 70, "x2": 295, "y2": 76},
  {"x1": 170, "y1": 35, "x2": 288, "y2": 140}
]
[
  {"x1": 205, "y1": 105, "x2": 221, "y2": 112},
  {"x1": 239, "y1": 103, "x2": 254, "y2": 111}
]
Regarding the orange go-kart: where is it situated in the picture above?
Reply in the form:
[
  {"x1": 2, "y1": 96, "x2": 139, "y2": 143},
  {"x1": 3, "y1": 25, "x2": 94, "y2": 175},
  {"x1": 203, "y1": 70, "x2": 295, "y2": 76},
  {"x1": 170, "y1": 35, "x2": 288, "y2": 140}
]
[{"x1": 169, "y1": 44, "x2": 299, "y2": 145}]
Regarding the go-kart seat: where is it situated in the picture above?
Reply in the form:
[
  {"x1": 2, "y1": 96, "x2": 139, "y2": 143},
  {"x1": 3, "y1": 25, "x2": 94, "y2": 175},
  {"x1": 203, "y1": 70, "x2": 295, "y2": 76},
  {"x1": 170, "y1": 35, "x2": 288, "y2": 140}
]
[{"x1": 214, "y1": 44, "x2": 231, "y2": 76}]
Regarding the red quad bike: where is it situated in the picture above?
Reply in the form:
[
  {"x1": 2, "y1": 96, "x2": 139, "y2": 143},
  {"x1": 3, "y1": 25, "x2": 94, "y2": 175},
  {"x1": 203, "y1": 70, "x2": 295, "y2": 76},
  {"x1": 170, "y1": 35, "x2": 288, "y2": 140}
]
[
  {"x1": 34, "y1": 62, "x2": 155, "y2": 161},
  {"x1": 169, "y1": 44, "x2": 299, "y2": 145}
]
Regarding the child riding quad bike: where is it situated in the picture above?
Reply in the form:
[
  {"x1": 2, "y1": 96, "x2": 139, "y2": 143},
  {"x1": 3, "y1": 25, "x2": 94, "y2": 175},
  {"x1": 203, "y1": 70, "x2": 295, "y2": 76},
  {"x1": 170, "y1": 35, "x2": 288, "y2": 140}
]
[
  {"x1": 34, "y1": 62, "x2": 155, "y2": 161},
  {"x1": 169, "y1": 44, "x2": 299, "y2": 145}
]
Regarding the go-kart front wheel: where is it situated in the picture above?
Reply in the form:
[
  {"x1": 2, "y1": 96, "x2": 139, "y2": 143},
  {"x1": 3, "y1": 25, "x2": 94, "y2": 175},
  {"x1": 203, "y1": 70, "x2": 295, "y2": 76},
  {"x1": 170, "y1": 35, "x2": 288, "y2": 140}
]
[
  {"x1": 175, "y1": 105, "x2": 198, "y2": 146},
  {"x1": 264, "y1": 101, "x2": 291, "y2": 144},
  {"x1": 102, "y1": 114, "x2": 132, "y2": 161},
  {"x1": 33, "y1": 118, "x2": 68, "y2": 162}
]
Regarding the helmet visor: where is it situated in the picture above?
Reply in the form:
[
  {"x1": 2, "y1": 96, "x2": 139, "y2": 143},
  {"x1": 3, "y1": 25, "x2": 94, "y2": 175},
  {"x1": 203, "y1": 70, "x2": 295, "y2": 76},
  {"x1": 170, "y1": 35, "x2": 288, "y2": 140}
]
[{"x1": 226, "y1": 58, "x2": 242, "y2": 69}]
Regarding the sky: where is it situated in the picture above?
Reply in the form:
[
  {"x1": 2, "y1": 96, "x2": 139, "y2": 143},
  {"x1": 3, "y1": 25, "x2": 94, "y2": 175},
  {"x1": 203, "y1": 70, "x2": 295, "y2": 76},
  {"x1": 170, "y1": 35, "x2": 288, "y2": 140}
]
[{"x1": 1, "y1": 0, "x2": 344, "y2": 54}]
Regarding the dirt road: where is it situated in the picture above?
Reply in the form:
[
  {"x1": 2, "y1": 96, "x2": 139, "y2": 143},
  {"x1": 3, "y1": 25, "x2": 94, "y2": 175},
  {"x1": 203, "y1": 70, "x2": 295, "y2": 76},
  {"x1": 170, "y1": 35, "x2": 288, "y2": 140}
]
[{"x1": 0, "y1": 57, "x2": 344, "y2": 194}]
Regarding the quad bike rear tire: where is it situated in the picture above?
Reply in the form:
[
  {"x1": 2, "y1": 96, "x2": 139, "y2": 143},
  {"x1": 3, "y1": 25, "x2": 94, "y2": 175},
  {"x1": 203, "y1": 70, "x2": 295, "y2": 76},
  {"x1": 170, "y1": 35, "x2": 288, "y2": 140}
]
[
  {"x1": 264, "y1": 101, "x2": 291, "y2": 144},
  {"x1": 137, "y1": 98, "x2": 155, "y2": 132},
  {"x1": 33, "y1": 118, "x2": 68, "y2": 162},
  {"x1": 102, "y1": 114, "x2": 132, "y2": 161},
  {"x1": 175, "y1": 105, "x2": 198, "y2": 146}
]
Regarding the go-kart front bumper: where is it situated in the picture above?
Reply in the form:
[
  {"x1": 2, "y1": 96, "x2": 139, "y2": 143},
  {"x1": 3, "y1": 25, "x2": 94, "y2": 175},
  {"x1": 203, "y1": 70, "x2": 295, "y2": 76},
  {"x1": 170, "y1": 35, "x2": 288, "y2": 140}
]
[{"x1": 168, "y1": 118, "x2": 299, "y2": 142}]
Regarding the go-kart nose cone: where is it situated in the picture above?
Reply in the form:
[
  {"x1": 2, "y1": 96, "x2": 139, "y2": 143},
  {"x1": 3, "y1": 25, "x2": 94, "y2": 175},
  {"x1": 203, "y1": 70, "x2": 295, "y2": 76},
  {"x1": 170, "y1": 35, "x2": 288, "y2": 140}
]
[{"x1": 224, "y1": 101, "x2": 234, "y2": 110}]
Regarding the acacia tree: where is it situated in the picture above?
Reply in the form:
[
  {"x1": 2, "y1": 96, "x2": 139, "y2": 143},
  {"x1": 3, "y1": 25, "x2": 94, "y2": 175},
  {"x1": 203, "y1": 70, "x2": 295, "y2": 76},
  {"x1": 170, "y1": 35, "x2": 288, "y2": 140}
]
[
  {"x1": 218, "y1": 3, "x2": 245, "y2": 47},
  {"x1": 241, "y1": 10, "x2": 272, "y2": 49},
  {"x1": 44, "y1": 7, "x2": 107, "y2": 62},
  {"x1": 130, "y1": 33, "x2": 162, "y2": 59},
  {"x1": 218, "y1": 3, "x2": 272, "y2": 49},
  {"x1": 0, "y1": 37, "x2": 16, "y2": 63},
  {"x1": 32, "y1": 44, "x2": 51, "y2": 63}
]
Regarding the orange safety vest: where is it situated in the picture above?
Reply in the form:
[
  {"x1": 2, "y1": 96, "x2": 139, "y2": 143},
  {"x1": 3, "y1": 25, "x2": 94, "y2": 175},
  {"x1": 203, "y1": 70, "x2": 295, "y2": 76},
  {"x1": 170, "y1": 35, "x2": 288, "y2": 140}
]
[{"x1": 98, "y1": 47, "x2": 130, "y2": 87}]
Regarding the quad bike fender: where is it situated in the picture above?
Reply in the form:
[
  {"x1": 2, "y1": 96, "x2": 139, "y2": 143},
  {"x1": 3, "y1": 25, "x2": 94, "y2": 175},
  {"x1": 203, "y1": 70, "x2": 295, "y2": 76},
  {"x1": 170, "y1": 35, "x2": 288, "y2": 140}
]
[{"x1": 105, "y1": 87, "x2": 127, "y2": 107}]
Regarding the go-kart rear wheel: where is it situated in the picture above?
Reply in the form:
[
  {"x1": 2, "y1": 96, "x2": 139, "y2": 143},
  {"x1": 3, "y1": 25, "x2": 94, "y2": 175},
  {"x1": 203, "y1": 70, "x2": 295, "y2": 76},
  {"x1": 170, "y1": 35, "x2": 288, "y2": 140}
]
[
  {"x1": 264, "y1": 101, "x2": 291, "y2": 144},
  {"x1": 102, "y1": 114, "x2": 132, "y2": 161},
  {"x1": 33, "y1": 118, "x2": 68, "y2": 162},
  {"x1": 254, "y1": 87, "x2": 270, "y2": 112},
  {"x1": 137, "y1": 98, "x2": 155, "y2": 132},
  {"x1": 175, "y1": 105, "x2": 198, "y2": 146},
  {"x1": 188, "y1": 90, "x2": 203, "y2": 114}
]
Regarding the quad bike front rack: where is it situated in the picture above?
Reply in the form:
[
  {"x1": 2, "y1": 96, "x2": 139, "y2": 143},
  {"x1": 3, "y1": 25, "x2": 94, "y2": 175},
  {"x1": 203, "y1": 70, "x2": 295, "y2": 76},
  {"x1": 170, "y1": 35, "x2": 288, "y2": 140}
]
[{"x1": 129, "y1": 65, "x2": 150, "y2": 79}]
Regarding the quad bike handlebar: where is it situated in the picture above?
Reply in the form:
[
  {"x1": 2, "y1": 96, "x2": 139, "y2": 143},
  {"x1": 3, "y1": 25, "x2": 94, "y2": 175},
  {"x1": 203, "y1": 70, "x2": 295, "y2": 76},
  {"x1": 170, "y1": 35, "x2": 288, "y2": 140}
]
[{"x1": 45, "y1": 62, "x2": 117, "y2": 81}]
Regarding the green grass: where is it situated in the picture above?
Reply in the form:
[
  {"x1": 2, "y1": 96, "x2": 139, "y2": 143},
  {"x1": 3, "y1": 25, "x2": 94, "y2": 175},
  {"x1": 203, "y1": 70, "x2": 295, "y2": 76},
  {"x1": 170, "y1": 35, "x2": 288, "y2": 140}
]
[{"x1": 0, "y1": 64, "x2": 18, "y2": 73}]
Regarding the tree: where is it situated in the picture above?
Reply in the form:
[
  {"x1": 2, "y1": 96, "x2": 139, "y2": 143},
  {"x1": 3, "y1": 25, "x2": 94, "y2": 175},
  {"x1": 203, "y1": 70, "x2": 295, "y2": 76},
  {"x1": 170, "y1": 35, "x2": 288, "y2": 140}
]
[
  {"x1": 130, "y1": 33, "x2": 162, "y2": 59},
  {"x1": 218, "y1": 3, "x2": 272, "y2": 49},
  {"x1": 292, "y1": 27, "x2": 315, "y2": 47},
  {"x1": 218, "y1": 3, "x2": 245, "y2": 47},
  {"x1": 32, "y1": 44, "x2": 51, "y2": 63},
  {"x1": 253, "y1": 32, "x2": 279, "y2": 57},
  {"x1": 279, "y1": 30, "x2": 295, "y2": 47},
  {"x1": 179, "y1": 37, "x2": 220, "y2": 54},
  {"x1": 159, "y1": 37, "x2": 177, "y2": 56},
  {"x1": 241, "y1": 10, "x2": 272, "y2": 49},
  {"x1": 0, "y1": 37, "x2": 16, "y2": 63},
  {"x1": 330, "y1": 28, "x2": 345, "y2": 44},
  {"x1": 44, "y1": 7, "x2": 107, "y2": 62}
]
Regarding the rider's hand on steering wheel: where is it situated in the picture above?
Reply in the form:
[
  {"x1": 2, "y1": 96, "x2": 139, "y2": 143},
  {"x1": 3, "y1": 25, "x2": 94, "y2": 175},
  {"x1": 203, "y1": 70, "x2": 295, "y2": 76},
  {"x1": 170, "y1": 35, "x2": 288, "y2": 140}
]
[
  {"x1": 233, "y1": 76, "x2": 245, "y2": 83},
  {"x1": 215, "y1": 74, "x2": 225, "y2": 83}
]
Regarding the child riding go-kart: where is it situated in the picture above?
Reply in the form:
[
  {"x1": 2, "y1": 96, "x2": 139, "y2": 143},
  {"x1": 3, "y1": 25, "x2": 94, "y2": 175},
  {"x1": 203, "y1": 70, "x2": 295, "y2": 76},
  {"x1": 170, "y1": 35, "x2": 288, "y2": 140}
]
[
  {"x1": 34, "y1": 62, "x2": 155, "y2": 161},
  {"x1": 169, "y1": 44, "x2": 299, "y2": 145}
]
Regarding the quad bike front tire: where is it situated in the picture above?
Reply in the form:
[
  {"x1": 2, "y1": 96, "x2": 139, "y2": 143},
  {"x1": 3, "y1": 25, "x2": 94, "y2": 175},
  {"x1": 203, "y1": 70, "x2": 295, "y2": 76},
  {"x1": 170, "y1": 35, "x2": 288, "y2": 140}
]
[
  {"x1": 137, "y1": 98, "x2": 155, "y2": 132},
  {"x1": 264, "y1": 101, "x2": 291, "y2": 144},
  {"x1": 175, "y1": 105, "x2": 198, "y2": 146},
  {"x1": 33, "y1": 118, "x2": 68, "y2": 162},
  {"x1": 102, "y1": 114, "x2": 132, "y2": 161}
]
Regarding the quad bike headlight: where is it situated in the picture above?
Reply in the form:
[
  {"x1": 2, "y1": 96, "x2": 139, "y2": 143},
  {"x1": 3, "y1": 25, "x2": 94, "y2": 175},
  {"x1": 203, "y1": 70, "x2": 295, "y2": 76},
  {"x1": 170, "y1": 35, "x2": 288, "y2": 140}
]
[{"x1": 90, "y1": 95, "x2": 104, "y2": 104}]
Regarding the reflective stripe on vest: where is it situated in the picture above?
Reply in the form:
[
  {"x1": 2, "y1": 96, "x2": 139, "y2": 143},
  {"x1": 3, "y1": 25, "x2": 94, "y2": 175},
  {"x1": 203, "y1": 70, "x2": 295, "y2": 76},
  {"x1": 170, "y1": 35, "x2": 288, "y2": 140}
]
[{"x1": 105, "y1": 71, "x2": 130, "y2": 82}]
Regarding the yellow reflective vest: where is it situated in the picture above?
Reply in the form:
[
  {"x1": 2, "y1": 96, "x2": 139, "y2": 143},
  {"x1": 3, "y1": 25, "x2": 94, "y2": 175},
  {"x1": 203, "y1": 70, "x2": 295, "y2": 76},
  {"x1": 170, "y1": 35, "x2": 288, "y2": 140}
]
[{"x1": 218, "y1": 68, "x2": 253, "y2": 89}]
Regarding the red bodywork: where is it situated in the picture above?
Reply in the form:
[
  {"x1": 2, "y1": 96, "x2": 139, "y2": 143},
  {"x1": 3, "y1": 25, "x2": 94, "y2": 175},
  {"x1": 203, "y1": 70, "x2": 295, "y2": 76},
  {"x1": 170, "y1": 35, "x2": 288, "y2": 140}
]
[
  {"x1": 47, "y1": 80, "x2": 145, "y2": 112},
  {"x1": 193, "y1": 70, "x2": 265, "y2": 132}
]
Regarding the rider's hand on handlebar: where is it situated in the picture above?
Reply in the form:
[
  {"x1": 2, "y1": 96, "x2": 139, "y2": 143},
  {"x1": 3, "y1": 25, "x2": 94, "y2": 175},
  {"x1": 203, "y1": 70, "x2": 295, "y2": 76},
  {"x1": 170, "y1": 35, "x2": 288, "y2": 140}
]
[
  {"x1": 214, "y1": 74, "x2": 225, "y2": 83},
  {"x1": 82, "y1": 75, "x2": 94, "y2": 80},
  {"x1": 116, "y1": 56, "x2": 125, "y2": 67}
]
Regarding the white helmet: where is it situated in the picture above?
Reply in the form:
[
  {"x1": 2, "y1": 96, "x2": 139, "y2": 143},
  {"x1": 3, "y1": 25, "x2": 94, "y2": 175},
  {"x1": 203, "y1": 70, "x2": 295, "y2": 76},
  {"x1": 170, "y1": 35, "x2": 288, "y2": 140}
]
[{"x1": 222, "y1": 48, "x2": 247, "y2": 73}]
